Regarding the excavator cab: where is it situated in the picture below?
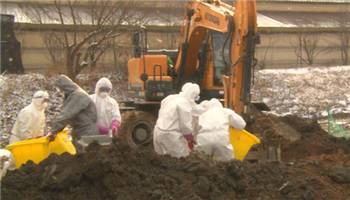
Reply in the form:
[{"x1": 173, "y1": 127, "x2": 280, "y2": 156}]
[
  {"x1": 126, "y1": 28, "x2": 231, "y2": 102},
  {"x1": 127, "y1": 28, "x2": 176, "y2": 102}
]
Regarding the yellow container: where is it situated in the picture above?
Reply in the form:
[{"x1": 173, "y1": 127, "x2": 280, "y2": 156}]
[
  {"x1": 5, "y1": 130, "x2": 76, "y2": 168},
  {"x1": 49, "y1": 129, "x2": 76, "y2": 155},
  {"x1": 5, "y1": 137, "x2": 50, "y2": 168},
  {"x1": 229, "y1": 126, "x2": 260, "y2": 161}
]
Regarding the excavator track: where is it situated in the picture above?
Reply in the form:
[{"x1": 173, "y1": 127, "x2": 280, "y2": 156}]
[{"x1": 119, "y1": 111, "x2": 156, "y2": 148}]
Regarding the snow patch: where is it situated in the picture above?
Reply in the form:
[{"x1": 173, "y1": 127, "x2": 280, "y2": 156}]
[{"x1": 252, "y1": 65, "x2": 350, "y2": 119}]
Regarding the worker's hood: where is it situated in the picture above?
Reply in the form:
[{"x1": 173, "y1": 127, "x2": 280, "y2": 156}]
[
  {"x1": 208, "y1": 98, "x2": 223, "y2": 110},
  {"x1": 179, "y1": 83, "x2": 200, "y2": 102},
  {"x1": 32, "y1": 90, "x2": 49, "y2": 110},
  {"x1": 181, "y1": 83, "x2": 192, "y2": 93},
  {"x1": 198, "y1": 100, "x2": 210, "y2": 110},
  {"x1": 54, "y1": 75, "x2": 79, "y2": 95},
  {"x1": 95, "y1": 77, "x2": 112, "y2": 94}
]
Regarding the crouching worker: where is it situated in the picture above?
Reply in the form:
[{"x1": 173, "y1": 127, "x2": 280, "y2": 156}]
[
  {"x1": 153, "y1": 83, "x2": 199, "y2": 158},
  {"x1": 90, "y1": 77, "x2": 121, "y2": 137},
  {"x1": 46, "y1": 75, "x2": 99, "y2": 151},
  {"x1": 8, "y1": 91, "x2": 49, "y2": 169},
  {"x1": 195, "y1": 98, "x2": 246, "y2": 162}
]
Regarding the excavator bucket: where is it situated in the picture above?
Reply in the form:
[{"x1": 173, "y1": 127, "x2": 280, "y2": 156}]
[{"x1": 252, "y1": 101, "x2": 270, "y2": 111}]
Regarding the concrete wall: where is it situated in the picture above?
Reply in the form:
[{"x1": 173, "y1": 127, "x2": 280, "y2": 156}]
[
  {"x1": 14, "y1": 27, "x2": 182, "y2": 73},
  {"x1": 256, "y1": 32, "x2": 343, "y2": 69},
  {"x1": 16, "y1": 27, "x2": 346, "y2": 74},
  {"x1": 4, "y1": 0, "x2": 349, "y2": 73}
]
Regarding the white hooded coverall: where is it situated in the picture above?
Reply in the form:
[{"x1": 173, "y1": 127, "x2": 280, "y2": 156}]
[
  {"x1": 178, "y1": 83, "x2": 205, "y2": 136},
  {"x1": 10, "y1": 91, "x2": 49, "y2": 143},
  {"x1": 8, "y1": 91, "x2": 49, "y2": 170},
  {"x1": 90, "y1": 78, "x2": 122, "y2": 131},
  {"x1": 153, "y1": 83, "x2": 200, "y2": 158},
  {"x1": 195, "y1": 98, "x2": 246, "y2": 162}
]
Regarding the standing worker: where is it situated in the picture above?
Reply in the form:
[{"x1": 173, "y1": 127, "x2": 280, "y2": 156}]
[
  {"x1": 195, "y1": 98, "x2": 246, "y2": 162},
  {"x1": 46, "y1": 75, "x2": 99, "y2": 150},
  {"x1": 153, "y1": 83, "x2": 200, "y2": 158},
  {"x1": 90, "y1": 77, "x2": 121, "y2": 137},
  {"x1": 8, "y1": 90, "x2": 49, "y2": 170}
]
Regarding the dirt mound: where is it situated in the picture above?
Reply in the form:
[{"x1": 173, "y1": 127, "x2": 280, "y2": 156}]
[
  {"x1": 250, "y1": 115, "x2": 350, "y2": 162},
  {"x1": 2, "y1": 139, "x2": 350, "y2": 200}
]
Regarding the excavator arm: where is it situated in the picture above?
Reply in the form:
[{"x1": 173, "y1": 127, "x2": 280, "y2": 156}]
[
  {"x1": 175, "y1": 0, "x2": 232, "y2": 87},
  {"x1": 175, "y1": 0, "x2": 259, "y2": 122},
  {"x1": 224, "y1": 0, "x2": 259, "y2": 122}
]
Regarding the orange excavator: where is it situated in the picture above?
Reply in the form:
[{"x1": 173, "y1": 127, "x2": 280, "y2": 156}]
[{"x1": 120, "y1": 0, "x2": 261, "y2": 147}]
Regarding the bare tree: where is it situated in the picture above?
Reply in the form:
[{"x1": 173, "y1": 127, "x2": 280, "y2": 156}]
[
  {"x1": 258, "y1": 35, "x2": 279, "y2": 69},
  {"x1": 111, "y1": 37, "x2": 133, "y2": 73},
  {"x1": 339, "y1": 32, "x2": 350, "y2": 65},
  {"x1": 324, "y1": 11, "x2": 350, "y2": 66},
  {"x1": 337, "y1": 12, "x2": 350, "y2": 65},
  {"x1": 23, "y1": 0, "x2": 141, "y2": 81},
  {"x1": 152, "y1": 4, "x2": 185, "y2": 49},
  {"x1": 15, "y1": 26, "x2": 27, "y2": 56},
  {"x1": 291, "y1": 33, "x2": 325, "y2": 66},
  {"x1": 42, "y1": 32, "x2": 65, "y2": 67}
]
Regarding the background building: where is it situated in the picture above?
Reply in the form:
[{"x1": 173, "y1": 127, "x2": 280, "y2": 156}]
[{"x1": 1, "y1": 0, "x2": 349, "y2": 73}]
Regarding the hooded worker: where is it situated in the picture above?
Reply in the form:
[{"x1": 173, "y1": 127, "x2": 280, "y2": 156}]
[
  {"x1": 90, "y1": 77, "x2": 121, "y2": 137},
  {"x1": 153, "y1": 83, "x2": 200, "y2": 158},
  {"x1": 47, "y1": 75, "x2": 99, "y2": 146},
  {"x1": 195, "y1": 98, "x2": 246, "y2": 162},
  {"x1": 10, "y1": 91, "x2": 49, "y2": 143},
  {"x1": 181, "y1": 83, "x2": 207, "y2": 136},
  {"x1": 8, "y1": 91, "x2": 49, "y2": 170}
]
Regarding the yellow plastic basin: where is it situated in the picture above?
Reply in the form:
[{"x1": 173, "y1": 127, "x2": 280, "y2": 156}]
[
  {"x1": 5, "y1": 137, "x2": 50, "y2": 168},
  {"x1": 229, "y1": 126, "x2": 260, "y2": 161},
  {"x1": 49, "y1": 129, "x2": 76, "y2": 155},
  {"x1": 5, "y1": 130, "x2": 76, "y2": 168}
]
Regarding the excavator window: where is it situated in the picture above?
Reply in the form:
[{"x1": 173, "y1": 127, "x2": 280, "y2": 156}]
[{"x1": 211, "y1": 30, "x2": 230, "y2": 86}]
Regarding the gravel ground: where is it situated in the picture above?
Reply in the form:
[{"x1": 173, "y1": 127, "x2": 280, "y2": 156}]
[{"x1": 1, "y1": 65, "x2": 350, "y2": 147}]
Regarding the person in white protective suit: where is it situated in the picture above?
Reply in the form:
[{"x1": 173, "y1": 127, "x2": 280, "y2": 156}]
[
  {"x1": 8, "y1": 91, "x2": 49, "y2": 170},
  {"x1": 10, "y1": 91, "x2": 49, "y2": 143},
  {"x1": 153, "y1": 83, "x2": 200, "y2": 158},
  {"x1": 90, "y1": 77, "x2": 121, "y2": 137},
  {"x1": 178, "y1": 83, "x2": 210, "y2": 137},
  {"x1": 195, "y1": 98, "x2": 246, "y2": 162},
  {"x1": 192, "y1": 100, "x2": 211, "y2": 136}
]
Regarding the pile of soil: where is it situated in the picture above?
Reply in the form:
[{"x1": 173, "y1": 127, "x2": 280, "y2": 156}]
[
  {"x1": 2, "y1": 140, "x2": 350, "y2": 200},
  {"x1": 250, "y1": 115, "x2": 350, "y2": 162}
]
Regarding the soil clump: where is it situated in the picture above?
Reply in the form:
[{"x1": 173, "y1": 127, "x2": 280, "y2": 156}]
[
  {"x1": 2, "y1": 139, "x2": 350, "y2": 200},
  {"x1": 250, "y1": 115, "x2": 350, "y2": 162}
]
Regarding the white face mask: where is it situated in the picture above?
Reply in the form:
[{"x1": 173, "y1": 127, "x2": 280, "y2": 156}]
[
  {"x1": 195, "y1": 95, "x2": 200, "y2": 102},
  {"x1": 99, "y1": 92, "x2": 109, "y2": 98},
  {"x1": 42, "y1": 102, "x2": 48, "y2": 109}
]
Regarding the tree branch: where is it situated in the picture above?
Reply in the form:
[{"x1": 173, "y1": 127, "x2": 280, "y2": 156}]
[{"x1": 54, "y1": 0, "x2": 69, "y2": 48}]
